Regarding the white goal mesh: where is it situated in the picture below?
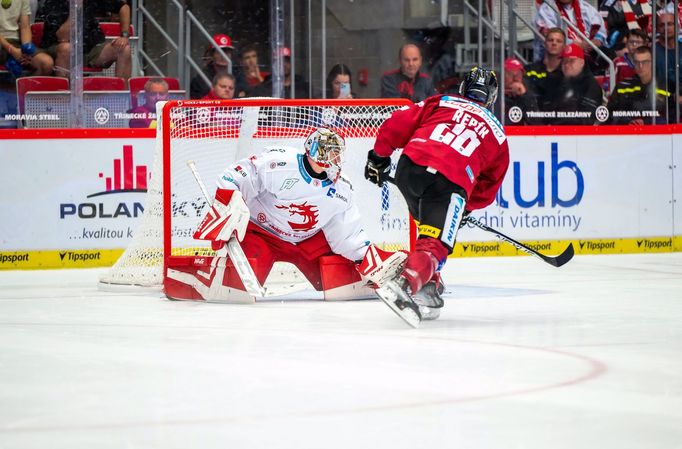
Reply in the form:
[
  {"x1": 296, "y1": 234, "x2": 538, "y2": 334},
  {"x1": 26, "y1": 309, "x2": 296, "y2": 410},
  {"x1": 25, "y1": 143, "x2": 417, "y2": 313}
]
[{"x1": 99, "y1": 98, "x2": 415, "y2": 290}]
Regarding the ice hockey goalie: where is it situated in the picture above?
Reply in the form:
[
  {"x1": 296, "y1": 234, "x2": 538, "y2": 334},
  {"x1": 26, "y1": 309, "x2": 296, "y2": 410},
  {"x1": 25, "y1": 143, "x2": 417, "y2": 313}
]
[{"x1": 165, "y1": 127, "x2": 392, "y2": 303}]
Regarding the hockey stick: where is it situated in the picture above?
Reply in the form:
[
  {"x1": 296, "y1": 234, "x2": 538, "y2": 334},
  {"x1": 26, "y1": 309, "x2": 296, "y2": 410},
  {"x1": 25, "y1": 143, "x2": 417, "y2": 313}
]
[
  {"x1": 464, "y1": 216, "x2": 574, "y2": 267},
  {"x1": 187, "y1": 160, "x2": 267, "y2": 297},
  {"x1": 384, "y1": 176, "x2": 574, "y2": 267}
]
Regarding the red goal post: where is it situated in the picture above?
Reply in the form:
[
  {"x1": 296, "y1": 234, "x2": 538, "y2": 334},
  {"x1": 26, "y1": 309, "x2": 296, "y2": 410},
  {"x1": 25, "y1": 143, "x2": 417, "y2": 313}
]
[{"x1": 100, "y1": 98, "x2": 416, "y2": 291}]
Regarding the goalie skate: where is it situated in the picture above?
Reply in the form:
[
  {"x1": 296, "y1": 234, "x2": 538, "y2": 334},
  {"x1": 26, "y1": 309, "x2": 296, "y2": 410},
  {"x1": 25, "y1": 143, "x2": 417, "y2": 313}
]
[{"x1": 375, "y1": 277, "x2": 422, "y2": 328}]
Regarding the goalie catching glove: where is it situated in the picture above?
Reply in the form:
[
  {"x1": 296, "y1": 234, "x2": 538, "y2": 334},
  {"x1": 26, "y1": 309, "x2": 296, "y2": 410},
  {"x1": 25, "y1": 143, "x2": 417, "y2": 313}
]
[
  {"x1": 193, "y1": 189, "x2": 250, "y2": 250},
  {"x1": 364, "y1": 150, "x2": 391, "y2": 187}
]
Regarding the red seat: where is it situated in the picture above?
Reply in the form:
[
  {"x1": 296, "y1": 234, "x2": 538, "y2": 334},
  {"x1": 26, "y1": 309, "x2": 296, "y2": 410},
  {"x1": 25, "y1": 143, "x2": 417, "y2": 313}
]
[
  {"x1": 16, "y1": 76, "x2": 69, "y2": 114},
  {"x1": 31, "y1": 22, "x2": 43, "y2": 47},
  {"x1": 99, "y1": 22, "x2": 136, "y2": 37},
  {"x1": 83, "y1": 76, "x2": 126, "y2": 91},
  {"x1": 129, "y1": 76, "x2": 181, "y2": 108}
]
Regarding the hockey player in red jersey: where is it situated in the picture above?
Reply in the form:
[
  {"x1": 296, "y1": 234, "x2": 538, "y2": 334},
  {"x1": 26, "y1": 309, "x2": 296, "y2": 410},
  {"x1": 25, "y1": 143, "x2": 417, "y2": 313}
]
[{"x1": 363, "y1": 66, "x2": 510, "y2": 324}]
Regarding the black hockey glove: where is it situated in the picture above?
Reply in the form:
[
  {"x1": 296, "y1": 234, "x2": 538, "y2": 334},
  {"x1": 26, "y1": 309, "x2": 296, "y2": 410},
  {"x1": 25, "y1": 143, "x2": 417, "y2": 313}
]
[{"x1": 364, "y1": 150, "x2": 391, "y2": 187}]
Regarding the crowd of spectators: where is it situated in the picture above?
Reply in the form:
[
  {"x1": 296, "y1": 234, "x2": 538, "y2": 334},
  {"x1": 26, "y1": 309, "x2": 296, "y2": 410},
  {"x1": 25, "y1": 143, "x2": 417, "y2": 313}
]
[{"x1": 1, "y1": 0, "x2": 682, "y2": 128}]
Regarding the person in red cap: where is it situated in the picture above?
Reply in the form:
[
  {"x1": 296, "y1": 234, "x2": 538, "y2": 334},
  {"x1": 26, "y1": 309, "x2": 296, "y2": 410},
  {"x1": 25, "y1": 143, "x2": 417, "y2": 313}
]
[
  {"x1": 190, "y1": 33, "x2": 247, "y2": 99},
  {"x1": 544, "y1": 42, "x2": 604, "y2": 125},
  {"x1": 502, "y1": 58, "x2": 540, "y2": 125},
  {"x1": 252, "y1": 46, "x2": 310, "y2": 98}
]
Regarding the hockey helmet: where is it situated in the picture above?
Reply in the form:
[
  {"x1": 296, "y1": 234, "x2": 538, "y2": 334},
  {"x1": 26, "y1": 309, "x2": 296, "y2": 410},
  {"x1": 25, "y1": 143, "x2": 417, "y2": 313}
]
[
  {"x1": 459, "y1": 66, "x2": 498, "y2": 109},
  {"x1": 304, "y1": 127, "x2": 345, "y2": 181}
]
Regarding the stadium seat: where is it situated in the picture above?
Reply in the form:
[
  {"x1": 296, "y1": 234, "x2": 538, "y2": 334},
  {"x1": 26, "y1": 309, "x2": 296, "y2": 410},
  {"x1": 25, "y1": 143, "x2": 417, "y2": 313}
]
[
  {"x1": 16, "y1": 76, "x2": 68, "y2": 115},
  {"x1": 16, "y1": 76, "x2": 69, "y2": 128},
  {"x1": 129, "y1": 76, "x2": 181, "y2": 108},
  {"x1": 99, "y1": 22, "x2": 136, "y2": 37},
  {"x1": 83, "y1": 76, "x2": 126, "y2": 91},
  {"x1": 30, "y1": 22, "x2": 43, "y2": 47}
]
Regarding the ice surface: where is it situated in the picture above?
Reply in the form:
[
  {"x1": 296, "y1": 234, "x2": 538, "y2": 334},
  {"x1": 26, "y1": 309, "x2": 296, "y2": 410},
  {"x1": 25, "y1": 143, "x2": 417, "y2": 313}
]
[{"x1": 1, "y1": 253, "x2": 681, "y2": 449}]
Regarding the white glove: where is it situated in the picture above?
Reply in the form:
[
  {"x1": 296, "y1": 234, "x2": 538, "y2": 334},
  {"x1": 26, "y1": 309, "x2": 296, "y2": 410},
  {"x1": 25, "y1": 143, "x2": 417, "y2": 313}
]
[{"x1": 193, "y1": 189, "x2": 250, "y2": 249}]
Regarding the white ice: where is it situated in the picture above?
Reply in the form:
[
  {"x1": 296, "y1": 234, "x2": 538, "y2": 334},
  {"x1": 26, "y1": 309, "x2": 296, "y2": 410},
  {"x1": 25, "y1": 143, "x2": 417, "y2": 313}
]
[{"x1": 1, "y1": 253, "x2": 681, "y2": 449}]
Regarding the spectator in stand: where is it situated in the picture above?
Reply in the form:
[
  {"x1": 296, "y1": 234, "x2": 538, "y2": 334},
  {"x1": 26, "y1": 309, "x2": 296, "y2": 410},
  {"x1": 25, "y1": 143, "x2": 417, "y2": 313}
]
[
  {"x1": 503, "y1": 58, "x2": 541, "y2": 125},
  {"x1": 0, "y1": 0, "x2": 53, "y2": 76},
  {"x1": 535, "y1": 0, "x2": 609, "y2": 73},
  {"x1": 544, "y1": 43, "x2": 604, "y2": 125},
  {"x1": 326, "y1": 63, "x2": 354, "y2": 99},
  {"x1": 190, "y1": 34, "x2": 247, "y2": 99},
  {"x1": 613, "y1": 29, "x2": 649, "y2": 85},
  {"x1": 128, "y1": 77, "x2": 168, "y2": 128},
  {"x1": 252, "y1": 47, "x2": 310, "y2": 99},
  {"x1": 239, "y1": 44, "x2": 268, "y2": 96},
  {"x1": 39, "y1": 0, "x2": 131, "y2": 80},
  {"x1": 202, "y1": 73, "x2": 236, "y2": 100},
  {"x1": 380, "y1": 43, "x2": 436, "y2": 103},
  {"x1": 525, "y1": 27, "x2": 566, "y2": 110},
  {"x1": 654, "y1": 12, "x2": 682, "y2": 93},
  {"x1": 599, "y1": 0, "x2": 652, "y2": 48},
  {"x1": 607, "y1": 45, "x2": 676, "y2": 124}
]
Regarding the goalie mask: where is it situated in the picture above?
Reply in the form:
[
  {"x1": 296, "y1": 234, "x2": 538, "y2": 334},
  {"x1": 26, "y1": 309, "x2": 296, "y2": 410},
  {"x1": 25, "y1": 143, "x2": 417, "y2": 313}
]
[
  {"x1": 459, "y1": 66, "x2": 498, "y2": 109},
  {"x1": 304, "y1": 127, "x2": 345, "y2": 182}
]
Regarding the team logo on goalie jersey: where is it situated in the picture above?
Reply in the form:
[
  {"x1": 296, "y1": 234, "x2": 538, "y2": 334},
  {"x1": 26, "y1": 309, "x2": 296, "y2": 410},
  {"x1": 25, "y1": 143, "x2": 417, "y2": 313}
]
[{"x1": 275, "y1": 202, "x2": 319, "y2": 232}]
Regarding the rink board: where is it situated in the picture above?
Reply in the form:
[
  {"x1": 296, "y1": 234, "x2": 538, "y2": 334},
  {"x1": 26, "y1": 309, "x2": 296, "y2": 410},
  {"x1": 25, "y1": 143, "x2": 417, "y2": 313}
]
[{"x1": 0, "y1": 126, "x2": 681, "y2": 269}]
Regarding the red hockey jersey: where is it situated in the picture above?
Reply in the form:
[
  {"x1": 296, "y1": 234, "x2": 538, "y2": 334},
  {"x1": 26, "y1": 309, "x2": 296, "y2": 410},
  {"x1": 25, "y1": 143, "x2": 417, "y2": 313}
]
[{"x1": 373, "y1": 94, "x2": 510, "y2": 211}]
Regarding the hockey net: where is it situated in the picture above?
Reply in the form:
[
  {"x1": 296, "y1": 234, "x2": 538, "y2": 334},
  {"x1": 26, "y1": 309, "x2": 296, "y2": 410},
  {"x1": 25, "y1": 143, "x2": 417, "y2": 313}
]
[{"x1": 99, "y1": 98, "x2": 415, "y2": 291}]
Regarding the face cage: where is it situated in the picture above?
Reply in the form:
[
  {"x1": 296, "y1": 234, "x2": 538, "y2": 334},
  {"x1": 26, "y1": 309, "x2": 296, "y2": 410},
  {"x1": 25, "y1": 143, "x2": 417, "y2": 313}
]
[{"x1": 309, "y1": 140, "x2": 344, "y2": 181}]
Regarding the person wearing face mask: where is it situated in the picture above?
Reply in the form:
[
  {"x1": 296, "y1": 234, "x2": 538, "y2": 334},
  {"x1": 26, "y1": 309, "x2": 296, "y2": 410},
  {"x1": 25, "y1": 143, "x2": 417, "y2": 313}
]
[{"x1": 128, "y1": 78, "x2": 168, "y2": 128}]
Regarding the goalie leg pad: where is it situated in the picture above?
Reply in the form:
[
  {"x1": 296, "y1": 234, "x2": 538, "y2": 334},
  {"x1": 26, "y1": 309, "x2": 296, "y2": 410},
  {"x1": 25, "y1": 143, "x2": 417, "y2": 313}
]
[
  {"x1": 164, "y1": 255, "x2": 258, "y2": 303},
  {"x1": 320, "y1": 255, "x2": 375, "y2": 300}
]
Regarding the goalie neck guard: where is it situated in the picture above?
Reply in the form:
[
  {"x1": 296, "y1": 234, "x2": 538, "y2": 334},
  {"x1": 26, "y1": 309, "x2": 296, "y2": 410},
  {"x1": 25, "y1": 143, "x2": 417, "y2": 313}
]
[
  {"x1": 304, "y1": 127, "x2": 345, "y2": 182},
  {"x1": 459, "y1": 66, "x2": 498, "y2": 109}
]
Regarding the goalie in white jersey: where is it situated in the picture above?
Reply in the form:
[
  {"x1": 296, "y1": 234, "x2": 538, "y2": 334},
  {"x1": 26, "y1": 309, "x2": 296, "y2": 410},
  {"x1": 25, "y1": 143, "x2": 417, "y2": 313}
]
[{"x1": 169, "y1": 127, "x2": 387, "y2": 302}]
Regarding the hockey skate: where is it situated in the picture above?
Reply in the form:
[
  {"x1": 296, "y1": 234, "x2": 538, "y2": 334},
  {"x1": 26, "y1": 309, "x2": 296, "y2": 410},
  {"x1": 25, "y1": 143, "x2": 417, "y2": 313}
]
[
  {"x1": 411, "y1": 276, "x2": 445, "y2": 321},
  {"x1": 375, "y1": 276, "x2": 422, "y2": 328}
]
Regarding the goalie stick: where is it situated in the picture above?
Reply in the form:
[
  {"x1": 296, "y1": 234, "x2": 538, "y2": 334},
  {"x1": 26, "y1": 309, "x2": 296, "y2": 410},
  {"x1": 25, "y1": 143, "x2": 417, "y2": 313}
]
[
  {"x1": 384, "y1": 176, "x2": 574, "y2": 268},
  {"x1": 187, "y1": 160, "x2": 267, "y2": 297}
]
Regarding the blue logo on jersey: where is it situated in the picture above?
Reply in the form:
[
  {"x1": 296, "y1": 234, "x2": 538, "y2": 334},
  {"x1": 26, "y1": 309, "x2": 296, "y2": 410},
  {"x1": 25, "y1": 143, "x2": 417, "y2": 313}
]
[{"x1": 327, "y1": 187, "x2": 336, "y2": 197}]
